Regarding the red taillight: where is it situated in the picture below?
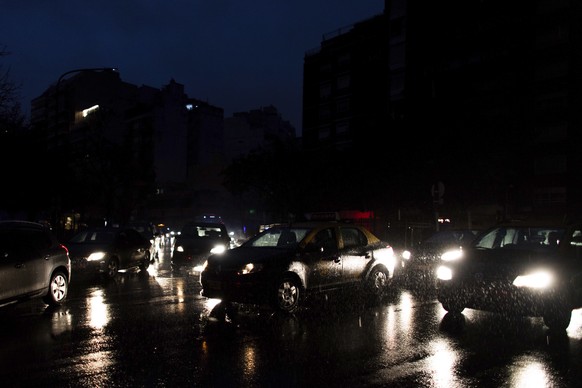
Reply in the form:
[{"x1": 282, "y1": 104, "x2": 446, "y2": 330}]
[{"x1": 60, "y1": 243, "x2": 69, "y2": 254}]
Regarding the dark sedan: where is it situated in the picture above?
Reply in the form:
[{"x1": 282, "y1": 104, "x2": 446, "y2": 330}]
[
  {"x1": 200, "y1": 222, "x2": 397, "y2": 313},
  {"x1": 0, "y1": 220, "x2": 71, "y2": 307},
  {"x1": 436, "y1": 222, "x2": 582, "y2": 331},
  {"x1": 171, "y1": 221, "x2": 231, "y2": 274},
  {"x1": 400, "y1": 228, "x2": 479, "y2": 290},
  {"x1": 67, "y1": 227, "x2": 152, "y2": 279}
]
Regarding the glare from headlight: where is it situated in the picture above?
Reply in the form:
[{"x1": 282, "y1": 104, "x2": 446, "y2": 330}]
[
  {"x1": 402, "y1": 250, "x2": 411, "y2": 260},
  {"x1": 194, "y1": 260, "x2": 208, "y2": 273},
  {"x1": 238, "y1": 263, "x2": 263, "y2": 275},
  {"x1": 513, "y1": 270, "x2": 553, "y2": 288},
  {"x1": 436, "y1": 265, "x2": 453, "y2": 281},
  {"x1": 176, "y1": 245, "x2": 184, "y2": 252},
  {"x1": 87, "y1": 252, "x2": 106, "y2": 261},
  {"x1": 210, "y1": 244, "x2": 226, "y2": 254},
  {"x1": 441, "y1": 248, "x2": 463, "y2": 262}
]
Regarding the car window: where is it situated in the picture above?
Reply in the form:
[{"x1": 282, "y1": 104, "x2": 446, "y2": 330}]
[
  {"x1": 245, "y1": 227, "x2": 310, "y2": 248},
  {"x1": 0, "y1": 229, "x2": 51, "y2": 253},
  {"x1": 341, "y1": 227, "x2": 367, "y2": 249},
  {"x1": 475, "y1": 227, "x2": 565, "y2": 250},
  {"x1": 93, "y1": 231, "x2": 116, "y2": 243},
  {"x1": 312, "y1": 228, "x2": 337, "y2": 251},
  {"x1": 181, "y1": 224, "x2": 227, "y2": 239}
]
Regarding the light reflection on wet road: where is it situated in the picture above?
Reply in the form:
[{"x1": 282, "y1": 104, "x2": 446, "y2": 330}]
[{"x1": 1, "y1": 246, "x2": 582, "y2": 387}]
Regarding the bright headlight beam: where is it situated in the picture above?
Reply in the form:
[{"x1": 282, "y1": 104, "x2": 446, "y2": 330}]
[
  {"x1": 441, "y1": 248, "x2": 463, "y2": 262},
  {"x1": 210, "y1": 245, "x2": 226, "y2": 254},
  {"x1": 513, "y1": 271, "x2": 553, "y2": 288},
  {"x1": 87, "y1": 252, "x2": 106, "y2": 261},
  {"x1": 436, "y1": 265, "x2": 453, "y2": 281}
]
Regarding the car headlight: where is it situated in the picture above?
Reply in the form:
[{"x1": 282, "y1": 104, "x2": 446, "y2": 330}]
[
  {"x1": 436, "y1": 265, "x2": 453, "y2": 281},
  {"x1": 441, "y1": 248, "x2": 463, "y2": 262},
  {"x1": 87, "y1": 251, "x2": 106, "y2": 261},
  {"x1": 210, "y1": 244, "x2": 227, "y2": 254},
  {"x1": 513, "y1": 270, "x2": 553, "y2": 289},
  {"x1": 402, "y1": 250, "x2": 411, "y2": 260},
  {"x1": 194, "y1": 260, "x2": 208, "y2": 273},
  {"x1": 175, "y1": 245, "x2": 184, "y2": 253},
  {"x1": 237, "y1": 263, "x2": 264, "y2": 275}
]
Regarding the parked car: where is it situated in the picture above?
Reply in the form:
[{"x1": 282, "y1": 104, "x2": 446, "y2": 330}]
[
  {"x1": 0, "y1": 220, "x2": 71, "y2": 307},
  {"x1": 200, "y1": 222, "x2": 398, "y2": 313},
  {"x1": 400, "y1": 228, "x2": 479, "y2": 290},
  {"x1": 436, "y1": 222, "x2": 582, "y2": 331},
  {"x1": 171, "y1": 221, "x2": 231, "y2": 274},
  {"x1": 67, "y1": 227, "x2": 152, "y2": 279}
]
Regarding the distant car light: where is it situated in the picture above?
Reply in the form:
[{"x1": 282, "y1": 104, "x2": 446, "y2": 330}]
[
  {"x1": 402, "y1": 250, "x2": 411, "y2": 260},
  {"x1": 87, "y1": 251, "x2": 106, "y2": 261},
  {"x1": 175, "y1": 245, "x2": 185, "y2": 252},
  {"x1": 441, "y1": 248, "x2": 463, "y2": 262},
  {"x1": 513, "y1": 270, "x2": 553, "y2": 289},
  {"x1": 436, "y1": 265, "x2": 453, "y2": 280}
]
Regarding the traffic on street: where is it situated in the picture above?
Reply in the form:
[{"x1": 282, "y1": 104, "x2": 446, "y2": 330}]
[{"x1": 1, "y1": 242, "x2": 582, "y2": 387}]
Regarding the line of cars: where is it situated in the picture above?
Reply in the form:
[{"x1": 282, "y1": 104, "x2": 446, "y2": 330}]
[
  {"x1": 5, "y1": 217, "x2": 582, "y2": 333},
  {"x1": 0, "y1": 220, "x2": 156, "y2": 309}
]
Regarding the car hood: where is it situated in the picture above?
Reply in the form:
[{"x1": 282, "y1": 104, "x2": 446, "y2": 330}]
[
  {"x1": 207, "y1": 246, "x2": 294, "y2": 268},
  {"x1": 454, "y1": 247, "x2": 567, "y2": 277}
]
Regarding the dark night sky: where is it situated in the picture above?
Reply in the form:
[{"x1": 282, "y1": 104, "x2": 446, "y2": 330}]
[{"x1": 1, "y1": 0, "x2": 384, "y2": 134}]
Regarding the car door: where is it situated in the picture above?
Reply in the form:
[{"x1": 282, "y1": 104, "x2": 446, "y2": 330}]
[
  {"x1": 339, "y1": 226, "x2": 373, "y2": 285},
  {"x1": 0, "y1": 229, "x2": 47, "y2": 301},
  {"x1": 305, "y1": 227, "x2": 342, "y2": 290}
]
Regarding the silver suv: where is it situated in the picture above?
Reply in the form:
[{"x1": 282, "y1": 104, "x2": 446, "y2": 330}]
[{"x1": 0, "y1": 220, "x2": 71, "y2": 308}]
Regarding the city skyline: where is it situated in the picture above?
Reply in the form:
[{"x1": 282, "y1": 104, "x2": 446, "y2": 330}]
[{"x1": 1, "y1": 0, "x2": 384, "y2": 134}]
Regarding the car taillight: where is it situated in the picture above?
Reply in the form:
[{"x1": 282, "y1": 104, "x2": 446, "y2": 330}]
[{"x1": 60, "y1": 243, "x2": 69, "y2": 254}]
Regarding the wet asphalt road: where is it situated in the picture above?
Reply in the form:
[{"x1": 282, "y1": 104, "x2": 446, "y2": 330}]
[{"x1": 1, "y1": 245, "x2": 582, "y2": 387}]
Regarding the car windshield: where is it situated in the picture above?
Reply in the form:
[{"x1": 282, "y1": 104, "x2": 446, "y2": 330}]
[
  {"x1": 69, "y1": 229, "x2": 116, "y2": 244},
  {"x1": 180, "y1": 224, "x2": 226, "y2": 239},
  {"x1": 473, "y1": 226, "x2": 565, "y2": 250},
  {"x1": 424, "y1": 230, "x2": 477, "y2": 245},
  {"x1": 244, "y1": 227, "x2": 311, "y2": 248}
]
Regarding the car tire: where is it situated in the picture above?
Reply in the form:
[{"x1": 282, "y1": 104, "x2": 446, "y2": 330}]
[
  {"x1": 367, "y1": 266, "x2": 391, "y2": 302},
  {"x1": 42, "y1": 270, "x2": 68, "y2": 306},
  {"x1": 440, "y1": 298, "x2": 465, "y2": 314},
  {"x1": 103, "y1": 258, "x2": 119, "y2": 279},
  {"x1": 140, "y1": 252, "x2": 150, "y2": 271},
  {"x1": 543, "y1": 309, "x2": 572, "y2": 332},
  {"x1": 274, "y1": 276, "x2": 302, "y2": 314}
]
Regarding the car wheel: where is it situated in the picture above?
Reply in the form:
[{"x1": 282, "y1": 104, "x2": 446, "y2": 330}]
[
  {"x1": 104, "y1": 258, "x2": 119, "y2": 279},
  {"x1": 440, "y1": 298, "x2": 465, "y2": 314},
  {"x1": 367, "y1": 266, "x2": 391, "y2": 302},
  {"x1": 543, "y1": 309, "x2": 572, "y2": 331},
  {"x1": 274, "y1": 277, "x2": 301, "y2": 314},
  {"x1": 140, "y1": 252, "x2": 150, "y2": 271},
  {"x1": 42, "y1": 270, "x2": 68, "y2": 306}
]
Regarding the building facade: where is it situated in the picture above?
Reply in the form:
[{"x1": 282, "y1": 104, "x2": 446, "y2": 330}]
[{"x1": 302, "y1": 0, "x2": 582, "y2": 231}]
